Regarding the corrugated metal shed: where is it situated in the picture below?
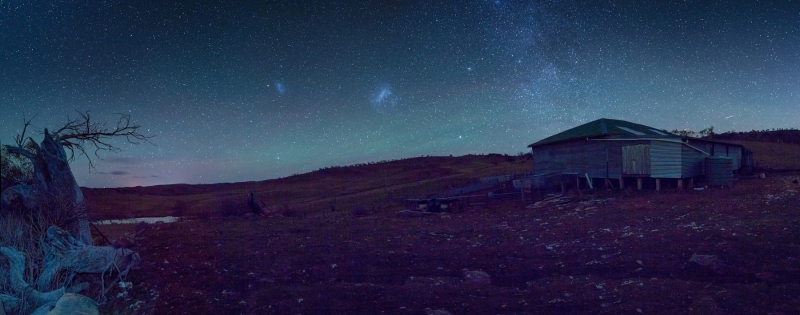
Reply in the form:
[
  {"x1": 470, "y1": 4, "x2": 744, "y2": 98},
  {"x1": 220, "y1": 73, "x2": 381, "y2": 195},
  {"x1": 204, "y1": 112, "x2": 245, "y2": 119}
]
[
  {"x1": 681, "y1": 144, "x2": 705, "y2": 177},
  {"x1": 650, "y1": 141, "x2": 682, "y2": 178},
  {"x1": 686, "y1": 139, "x2": 743, "y2": 170},
  {"x1": 528, "y1": 119, "x2": 748, "y2": 189},
  {"x1": 705, "y1": 157, "x2": 734, "y2": 186}
]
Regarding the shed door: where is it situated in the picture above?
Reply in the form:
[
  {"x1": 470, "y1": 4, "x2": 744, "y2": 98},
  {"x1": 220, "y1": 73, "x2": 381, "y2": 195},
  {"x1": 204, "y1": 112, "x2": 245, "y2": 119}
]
[{"x1": 622, "y1": 144, "x2": 651, "y2": 175}]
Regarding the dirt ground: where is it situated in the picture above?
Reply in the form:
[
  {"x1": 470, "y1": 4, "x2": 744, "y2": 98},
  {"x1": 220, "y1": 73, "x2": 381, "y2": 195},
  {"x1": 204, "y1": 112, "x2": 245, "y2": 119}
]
[{"x1": 96, "y1": 172, "x2": 800, "y2": 315}]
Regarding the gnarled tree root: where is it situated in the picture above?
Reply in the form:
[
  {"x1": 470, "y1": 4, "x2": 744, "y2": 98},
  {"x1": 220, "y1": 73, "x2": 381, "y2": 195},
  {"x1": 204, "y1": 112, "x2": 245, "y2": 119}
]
[
  {"x1": 0, "y1": 247, "x2": 66, "y2": 313},
  {"x1": 1, "y1": 227, "x2": 140, "y2": 314},
  {"x1": 38, "y1": 226, "x2": 140, "y2": 291}
]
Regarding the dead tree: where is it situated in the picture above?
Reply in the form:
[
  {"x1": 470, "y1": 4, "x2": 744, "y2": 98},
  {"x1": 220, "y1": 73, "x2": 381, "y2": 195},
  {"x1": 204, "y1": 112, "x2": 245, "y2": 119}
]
[
  {"x1": 247, "y1": 190, "x2": 264, "y2": 216},
  {"x1": 1, "y1": 111, "x2": 153, "y2": 244},
  {"x1": 1, "y1": 112, "x2": 150, "y2": 314}
]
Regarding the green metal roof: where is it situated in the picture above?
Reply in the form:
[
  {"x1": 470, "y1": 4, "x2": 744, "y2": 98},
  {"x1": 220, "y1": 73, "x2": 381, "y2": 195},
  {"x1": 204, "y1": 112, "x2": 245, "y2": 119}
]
[{"x1": 528, "y1": 118, "x2": 678, "y2": 148}]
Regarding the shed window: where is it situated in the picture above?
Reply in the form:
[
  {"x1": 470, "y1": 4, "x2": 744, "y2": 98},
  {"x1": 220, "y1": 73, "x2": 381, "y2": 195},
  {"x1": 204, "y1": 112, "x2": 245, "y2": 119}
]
[{"x1": 616, "y1": 126, "x2": 646, "y2": 135}]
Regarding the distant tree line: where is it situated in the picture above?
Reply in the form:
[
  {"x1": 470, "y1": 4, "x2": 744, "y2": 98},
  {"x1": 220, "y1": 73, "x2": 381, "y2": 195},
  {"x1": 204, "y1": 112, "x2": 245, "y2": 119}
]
[
  {"x1": 708, "y1": 128, "x2": 800, "y2": 144},
  {"x1": 315, "y1": 157, "x2": 405, "y2": 172},
  {"x1": 671, "y1": 127, "x2": 800, "y2": 145},
  {"x1": 313, "y1": 155, "x2": 452, "y2": 174},
  {"x1": 670, "y1": 126, "x2": 716, "y2": 138},
  {"x1": 306, "y1": 153, "x2": 532, "y2": 177}
]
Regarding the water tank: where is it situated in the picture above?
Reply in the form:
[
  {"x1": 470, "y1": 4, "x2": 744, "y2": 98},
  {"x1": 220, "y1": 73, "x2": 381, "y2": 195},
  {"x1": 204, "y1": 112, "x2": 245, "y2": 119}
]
[{"x1": 705, "y1": 156, "x2": 733, "y2": 186}]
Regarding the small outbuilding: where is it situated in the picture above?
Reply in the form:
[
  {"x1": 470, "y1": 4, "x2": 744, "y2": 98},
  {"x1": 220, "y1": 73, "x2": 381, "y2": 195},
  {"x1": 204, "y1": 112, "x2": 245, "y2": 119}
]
[{"x1": 527, "y1": 118, "x2": 749, "y2": 191}]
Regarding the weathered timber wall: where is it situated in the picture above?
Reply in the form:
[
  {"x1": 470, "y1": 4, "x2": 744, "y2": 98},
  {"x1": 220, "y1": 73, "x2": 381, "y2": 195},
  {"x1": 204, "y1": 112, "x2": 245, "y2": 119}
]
[
  {"x1": 533, "y1": 140, "x2": 641, "y2": 179},
  {"x1": 622, "y1": 144, "x2": 651, "y2": 175}
]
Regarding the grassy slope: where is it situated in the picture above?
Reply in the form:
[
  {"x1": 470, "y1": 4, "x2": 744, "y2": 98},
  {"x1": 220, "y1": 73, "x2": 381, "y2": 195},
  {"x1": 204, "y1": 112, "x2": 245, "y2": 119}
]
[
  {"x1": 84, "y1": 154, "x2": 532, "y2": 220},
  {"x1": 84, "y1": 141, "x2": 800, "y2": 219},
  {"x1": 84, "y1": 141, "x2": 800, "y2": 220}
]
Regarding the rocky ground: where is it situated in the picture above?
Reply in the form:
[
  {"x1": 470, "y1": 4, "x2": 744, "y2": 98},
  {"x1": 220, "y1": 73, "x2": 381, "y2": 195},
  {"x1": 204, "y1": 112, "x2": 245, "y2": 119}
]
[{"x1": 96, "y1": 172, "x2": 800, "y2": 315}]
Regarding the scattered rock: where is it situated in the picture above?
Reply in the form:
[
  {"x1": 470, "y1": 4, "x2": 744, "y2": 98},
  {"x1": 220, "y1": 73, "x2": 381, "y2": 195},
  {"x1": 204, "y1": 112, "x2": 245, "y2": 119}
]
[
  {"x1": 689, "y1": 254, "x2": 719, "y2": 266},
  {"x1": 689, "y1": 295, "x2": 725, "y2": 315},
  {"x1": 44, "y1": 293, "x2": 98, "y2": 315},
  {"x1": 405, "y1": 276, "x2": 462, "y2": 287},
  {"x1": 689, "y1": 254, "x2": 727, "y2": 274},
  {"x1": 426, "y1": 308, "x2": 453, "y2": 315},
  {"x1": 396, "y1": 210, "x2": 439, "y2": 217},
  {"x1": 529, "y1": 197, "x2": 573, "y2": 209},
  {"x1": 755, "y1": 272, "x2": 778, "y2": 283},
  {"x1": 462, "y1": 269, "x2": 491, "y2": 285}
]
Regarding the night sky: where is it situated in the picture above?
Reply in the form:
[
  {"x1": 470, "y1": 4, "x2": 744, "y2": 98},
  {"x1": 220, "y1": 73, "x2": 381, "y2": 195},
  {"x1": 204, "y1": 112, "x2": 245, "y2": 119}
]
[{"x1": 2, "y1": 0, "x2": 798, "y2": 188}]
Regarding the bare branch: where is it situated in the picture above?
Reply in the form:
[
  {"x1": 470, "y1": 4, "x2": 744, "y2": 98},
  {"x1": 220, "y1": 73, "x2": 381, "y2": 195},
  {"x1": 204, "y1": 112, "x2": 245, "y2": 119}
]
[
  {"x1": 4, "y1": 145, "x2": 35, "y2": 160},
  {"x1": 49, "y1": 111, "x2": 155, "y2": 168},
  {"x1": 12, "y1": 114, "x2": 38, "y2": 149},
  {"x1": 4, "y1": 114, "x2": 39, "y2": 167}
]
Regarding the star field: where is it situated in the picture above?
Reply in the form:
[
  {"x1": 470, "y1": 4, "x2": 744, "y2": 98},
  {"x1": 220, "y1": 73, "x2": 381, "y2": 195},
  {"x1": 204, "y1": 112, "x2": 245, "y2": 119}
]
[{"x1": 2, "y1": 0, "x2": 798, "y2": 187}]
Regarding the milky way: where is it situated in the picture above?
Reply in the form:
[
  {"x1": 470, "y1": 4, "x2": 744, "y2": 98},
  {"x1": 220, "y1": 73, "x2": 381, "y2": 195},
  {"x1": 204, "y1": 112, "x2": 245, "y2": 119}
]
[{"x1": 1, "y1": 0, "x2": 798, "y2": 187}]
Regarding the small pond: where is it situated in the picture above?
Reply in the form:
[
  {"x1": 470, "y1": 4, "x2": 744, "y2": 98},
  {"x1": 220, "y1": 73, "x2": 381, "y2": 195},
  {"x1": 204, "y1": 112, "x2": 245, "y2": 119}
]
[{"x1": 92, "y1": 216, "x2": 180, "y2": 225}]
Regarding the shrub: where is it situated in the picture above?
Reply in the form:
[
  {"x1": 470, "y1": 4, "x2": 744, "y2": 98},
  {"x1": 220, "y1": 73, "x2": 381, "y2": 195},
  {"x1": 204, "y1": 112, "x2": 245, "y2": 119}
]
[
  {"x1": 215, "y1": 198, "x2": 248, "y2": 217},
  {"x1": 0, "y1": 189, "x2": 88, "y2": 314},
  {"x1": 246, "y1": 191, "x2": 263, "y2": 215},
  {"x1": 172, "y1": 200, "x2": 188, "y2": 217},
  {"x1": 280, "y1": 204, "x2": 304, "y2": 218}
]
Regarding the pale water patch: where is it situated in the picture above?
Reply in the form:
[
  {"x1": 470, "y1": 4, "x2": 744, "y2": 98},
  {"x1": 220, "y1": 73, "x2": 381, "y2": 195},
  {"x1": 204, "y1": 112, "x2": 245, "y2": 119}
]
[{"x1": 93, "y1": 216, "x2": 180, "y2": 225}]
